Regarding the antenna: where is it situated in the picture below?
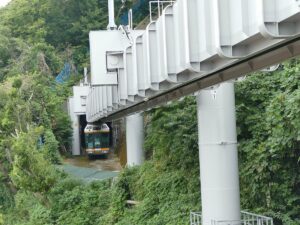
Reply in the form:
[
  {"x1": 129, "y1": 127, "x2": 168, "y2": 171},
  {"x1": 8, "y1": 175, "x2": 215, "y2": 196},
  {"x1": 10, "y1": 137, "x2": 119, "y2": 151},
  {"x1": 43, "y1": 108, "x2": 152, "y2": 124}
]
[{"x1": 107, "y1": 0, "x2": 117, "y2": 30}]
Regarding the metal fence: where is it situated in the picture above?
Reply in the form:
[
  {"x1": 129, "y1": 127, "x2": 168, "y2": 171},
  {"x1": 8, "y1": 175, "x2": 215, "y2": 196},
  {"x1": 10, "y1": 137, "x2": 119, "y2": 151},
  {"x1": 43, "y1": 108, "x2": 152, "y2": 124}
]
[
  {"x1": 190, "y1": 211, "x2": 273, "y2": 225},
  {"x1": 190, "y1": 212, "x2": 202, "y2": 225}
]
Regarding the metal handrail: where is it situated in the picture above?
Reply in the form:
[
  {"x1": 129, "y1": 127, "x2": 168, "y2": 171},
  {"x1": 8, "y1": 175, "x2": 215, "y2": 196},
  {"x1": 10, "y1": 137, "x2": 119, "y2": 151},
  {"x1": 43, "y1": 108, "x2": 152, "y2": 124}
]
[
  {"x1": 149, "y1": 0, "x2": 175, "y2": 22},
  {"x1": 190, "y1": 211, "x2": 273, "y2": 225},
  {"x1": 190, "y1": 212, "x2": 202, "y2": 225}
]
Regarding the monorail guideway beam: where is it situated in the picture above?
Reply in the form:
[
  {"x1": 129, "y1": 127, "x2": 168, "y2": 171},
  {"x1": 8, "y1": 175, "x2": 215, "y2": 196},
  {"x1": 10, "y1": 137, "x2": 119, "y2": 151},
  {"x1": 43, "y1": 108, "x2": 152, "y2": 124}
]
[
  {"x1": 126, "y1": 112, "x2": 145, "y2": 166},
  {"x1": 197, "y1": 82, "x2": 240, "y2": 225},
  {"x1": 87, "y1": 0, "x2": 300, "y2": 123}
]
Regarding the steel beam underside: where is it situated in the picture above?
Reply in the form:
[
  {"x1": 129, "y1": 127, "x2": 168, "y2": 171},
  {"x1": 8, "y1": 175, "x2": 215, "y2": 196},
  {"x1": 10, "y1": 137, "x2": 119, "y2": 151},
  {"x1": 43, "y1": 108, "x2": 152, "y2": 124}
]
[{"x1": 97, "y1": 37, "x2": 300, "y2": 122}]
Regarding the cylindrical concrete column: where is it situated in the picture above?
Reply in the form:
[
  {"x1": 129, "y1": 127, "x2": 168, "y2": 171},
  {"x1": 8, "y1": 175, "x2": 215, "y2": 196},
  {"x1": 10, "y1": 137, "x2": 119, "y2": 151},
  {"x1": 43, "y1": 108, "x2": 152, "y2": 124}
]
[
  {"x1": 196, "y1": 82, "x2": 240, "y2": 225},
  {"x1": 126, "y1": 113, "x2": 145, "y2": 166},
  {"x1": 68, "y1": 97, "x2": 80, "y2": 156}
]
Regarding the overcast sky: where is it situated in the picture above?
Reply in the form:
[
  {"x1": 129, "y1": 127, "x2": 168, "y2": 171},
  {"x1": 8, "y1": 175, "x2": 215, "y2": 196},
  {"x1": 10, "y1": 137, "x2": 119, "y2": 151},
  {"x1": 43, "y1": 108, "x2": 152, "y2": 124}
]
[{"x1": 0, "y1": 0, "x2": 11, "y2": 7}]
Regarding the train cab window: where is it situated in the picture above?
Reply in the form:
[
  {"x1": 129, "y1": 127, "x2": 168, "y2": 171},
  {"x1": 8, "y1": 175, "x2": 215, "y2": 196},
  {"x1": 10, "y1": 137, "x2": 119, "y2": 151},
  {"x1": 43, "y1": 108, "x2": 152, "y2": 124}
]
[
  {"x1": 85, "y1": 134, "x2": 94, "y2": 148},
  {"x1": 101, "y1": 133, "x2": 110, "y2": 147},
  {"x1": 94, "y1": 134, "x2": 101, "y2": 148}
]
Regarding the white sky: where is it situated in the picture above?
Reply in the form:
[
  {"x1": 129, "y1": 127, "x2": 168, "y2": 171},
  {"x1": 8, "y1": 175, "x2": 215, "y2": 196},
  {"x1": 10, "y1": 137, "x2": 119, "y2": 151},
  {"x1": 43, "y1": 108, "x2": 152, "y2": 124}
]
[{"x1": 0, "y1": 0, "x2": 11, "y2": 7}]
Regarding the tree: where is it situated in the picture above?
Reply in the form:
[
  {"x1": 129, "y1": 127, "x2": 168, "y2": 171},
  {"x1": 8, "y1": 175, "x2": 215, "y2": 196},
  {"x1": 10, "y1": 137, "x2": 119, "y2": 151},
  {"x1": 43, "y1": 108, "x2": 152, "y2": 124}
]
[
  {"x1": 10, "y1": 127, "x2": 58, "y2": 194},
  {"x1": 236, "y1": 60, "x2": 300, "y2": 224},
  {"x1": 41, "y1": 129, "x2": 61, "y2": 164}
]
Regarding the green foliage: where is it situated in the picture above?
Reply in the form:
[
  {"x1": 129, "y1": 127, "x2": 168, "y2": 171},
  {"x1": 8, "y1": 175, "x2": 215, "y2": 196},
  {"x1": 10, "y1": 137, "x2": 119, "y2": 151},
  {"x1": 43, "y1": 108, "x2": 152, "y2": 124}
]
[
  {"x1": 0, "y1": 0, "x2": 105, "y2": 223},
  {"x1": 0, "y1": 73, "x2": 72, "y2": 151},
  {"x1": 0, "y1": 182, "x2": 13, "y2": 212},
  {"x1": 10, "y1": 127, "x2": 58, "y2": 194},
  {"x1": 0, "y1": 0, "x2": 47, "y2": 43},
  {"x1": 0, "y1": 0, "x2": 110, "y2": 72},
  {"x1": 145, "y1": 97, "x2": 199, "y2": 171},
  {"x1": 49, "y1": 180, "x2": 112, "y2": 225},
  {"x1": 51, "y1": 109, "x2": 72, "y2": 152},
  {"x1": 3, "y1": 191, "x2": 52, "y2": 225},
  {"x1": 11, "y1": 79, "x2": 22, "y2": 89},
  {"x1": 41, "y1": 129, "x2": 61, "y2": 164},
  {"x1": 0, "y1": 26, "x2": 25, "y2": 81},
  {"x1": 236, "y1": 60, "x2": 300, "y2": 224},
  {"x1": 105, "y1": 163, "x2": 200, "y2": 225}
]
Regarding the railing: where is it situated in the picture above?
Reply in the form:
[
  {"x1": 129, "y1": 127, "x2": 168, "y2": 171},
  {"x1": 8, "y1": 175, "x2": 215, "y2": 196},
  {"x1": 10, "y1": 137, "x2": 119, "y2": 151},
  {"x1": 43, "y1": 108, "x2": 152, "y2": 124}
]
[
  {"x1": 190, "y1": 212, "x2": 202, "y2": 225},
  {"x1": 190, "y1": 211, "x2": 273, "y2": 225},
  {"x1": 149, "y1": 0, "x2": 175, "y2": 22},
  {"x1": 239, "y1": 211, "x2": 273, "y2": 225}
]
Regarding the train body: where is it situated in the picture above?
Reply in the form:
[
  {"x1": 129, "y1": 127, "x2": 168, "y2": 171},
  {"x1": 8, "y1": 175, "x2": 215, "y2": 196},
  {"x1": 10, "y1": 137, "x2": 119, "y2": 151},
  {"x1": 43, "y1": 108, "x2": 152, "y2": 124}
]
[{"x1": 84, "y1": 123, "x2": 110, "y2": 156}]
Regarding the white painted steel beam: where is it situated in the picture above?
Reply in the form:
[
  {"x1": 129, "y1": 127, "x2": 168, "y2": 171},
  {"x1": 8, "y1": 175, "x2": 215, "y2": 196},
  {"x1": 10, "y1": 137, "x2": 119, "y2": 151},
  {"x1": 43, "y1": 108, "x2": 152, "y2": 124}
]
[
  {"x1": 89, "y1": 31, "x2": 131, "y2": 85},
  {"x1": 96, "y1": 38, "x2": 300, "y2": 122},
  {"x1": 86, "y1": 0, "x2": 300, "y2": 123}
]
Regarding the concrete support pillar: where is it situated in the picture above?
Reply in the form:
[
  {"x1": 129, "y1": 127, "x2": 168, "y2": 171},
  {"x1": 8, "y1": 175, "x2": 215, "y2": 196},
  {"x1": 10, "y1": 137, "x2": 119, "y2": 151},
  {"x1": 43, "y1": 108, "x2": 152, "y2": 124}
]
[
  {"x1": 196, "y1": 82, "x2": 240, "y2": 225},
  {"x1": 126, "y1": 113, "x2": 145, "y2": 166},
  {"x1": 68, "y1": 97, "x2": 81, "y2": 156}
]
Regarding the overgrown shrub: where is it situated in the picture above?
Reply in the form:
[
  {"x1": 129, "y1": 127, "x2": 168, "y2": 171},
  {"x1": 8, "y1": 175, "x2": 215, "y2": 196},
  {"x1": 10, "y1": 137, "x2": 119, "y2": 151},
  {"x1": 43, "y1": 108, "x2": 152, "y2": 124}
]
[{"x1": 41, "y1": 129, "x2": 61, "y2": 164}]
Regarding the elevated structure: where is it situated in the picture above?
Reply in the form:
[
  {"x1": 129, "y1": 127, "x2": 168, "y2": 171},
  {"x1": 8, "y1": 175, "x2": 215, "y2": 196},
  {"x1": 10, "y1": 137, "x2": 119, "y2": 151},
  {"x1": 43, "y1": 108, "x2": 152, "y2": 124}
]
[
  {"x1": 68, "y1": 0, "x2": 300, "y2": 224},
  {"x1": 68, "y1": 82, "x2": 89, "y2": 155},
  {"x1": 86, "y1": 0, "x2": 300, "y2": 122}
]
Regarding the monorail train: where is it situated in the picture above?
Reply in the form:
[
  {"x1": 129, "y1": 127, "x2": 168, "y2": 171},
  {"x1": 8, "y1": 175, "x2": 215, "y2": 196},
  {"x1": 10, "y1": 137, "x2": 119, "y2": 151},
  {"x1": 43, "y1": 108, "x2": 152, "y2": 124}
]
[{"x1": 84, "y1": 123, "x2": 110, "y2": 156}]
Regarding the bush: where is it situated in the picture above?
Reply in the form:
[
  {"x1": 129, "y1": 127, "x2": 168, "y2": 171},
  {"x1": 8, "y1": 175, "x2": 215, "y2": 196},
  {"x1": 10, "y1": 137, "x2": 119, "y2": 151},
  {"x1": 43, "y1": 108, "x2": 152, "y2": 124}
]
[
  {"x1": 49, "y1": 180, "x2": 112, "y2": 225},
  {"x1": 41, "y1": 129, "x2": 61, "y2": 164},
  {"x1": 10, "y1": 127, "x2": 59, "y2": 194}
]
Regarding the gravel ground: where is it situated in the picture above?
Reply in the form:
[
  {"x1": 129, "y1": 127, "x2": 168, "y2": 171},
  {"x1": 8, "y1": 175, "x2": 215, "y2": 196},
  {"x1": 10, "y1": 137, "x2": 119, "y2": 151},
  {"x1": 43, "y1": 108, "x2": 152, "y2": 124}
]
[{"x1": 60, "y1": 153, "x2": 122, "y2": 182}]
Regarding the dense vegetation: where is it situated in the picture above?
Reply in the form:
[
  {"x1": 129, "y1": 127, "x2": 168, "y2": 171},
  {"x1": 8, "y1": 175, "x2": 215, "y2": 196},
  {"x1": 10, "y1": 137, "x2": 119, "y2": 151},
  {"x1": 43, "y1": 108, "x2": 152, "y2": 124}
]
[{"x1": 0, "y1": 0, "x2": 299, "y2": 225}]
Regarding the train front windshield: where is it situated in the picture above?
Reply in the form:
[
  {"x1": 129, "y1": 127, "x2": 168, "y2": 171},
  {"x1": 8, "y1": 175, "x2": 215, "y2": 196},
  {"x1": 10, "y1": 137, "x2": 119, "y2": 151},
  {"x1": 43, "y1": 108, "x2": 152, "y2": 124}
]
[
  {"x1": 85, "y1": 133, "x2": 110, "y2": 149},
  {"x1": 85, "y1": 134, "x2": 94, "y2": 149},
  {"x1": 100, "y1": 133, "x2": 110, "y2": 147}
]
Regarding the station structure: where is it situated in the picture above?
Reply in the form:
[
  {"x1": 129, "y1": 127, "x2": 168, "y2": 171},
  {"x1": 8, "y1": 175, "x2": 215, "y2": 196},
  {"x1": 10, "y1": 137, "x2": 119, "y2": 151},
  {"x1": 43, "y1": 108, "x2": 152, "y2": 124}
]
[{"x1": 68, "y1": 0, "x2": 300, "y2": 224}]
